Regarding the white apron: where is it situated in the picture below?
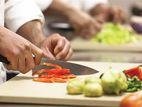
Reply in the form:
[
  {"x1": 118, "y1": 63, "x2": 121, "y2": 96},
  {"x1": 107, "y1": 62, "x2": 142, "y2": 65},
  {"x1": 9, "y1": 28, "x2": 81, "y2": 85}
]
[{"x1": 0, "y1": 0, "x2": 4, "y2": 26}]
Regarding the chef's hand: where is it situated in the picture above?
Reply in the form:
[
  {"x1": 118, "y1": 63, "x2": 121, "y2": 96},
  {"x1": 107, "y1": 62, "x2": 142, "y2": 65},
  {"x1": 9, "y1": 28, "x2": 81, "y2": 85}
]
[
  {"x1": 68, "y1": 10, "x2": 102, "y2": 39},
  {"x1": 89, "y1": 3, "x2": 127, "y2": 24},
  {"x1": 0, "y1": 27, "x2": 43, "y2": 74},
  {"x1": 16, "y1": 21, "x2": 72, "y2": 61},
  {"x1": 40, "y1": 33, "x2": 72, "y2": 60}
]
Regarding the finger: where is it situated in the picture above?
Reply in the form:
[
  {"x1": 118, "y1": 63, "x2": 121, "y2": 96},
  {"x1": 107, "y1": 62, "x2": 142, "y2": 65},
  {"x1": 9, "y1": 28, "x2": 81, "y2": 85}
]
[
  {"x1": 77, "y1": 30, "x2": 90, "y2": 39},
  {"x1": 77, "y1": 24, "x2": 95, "y2": 39},
  {"x1": 111, "y1": 6, "x2": 121, "y2": 23},
  {"x1": 64, "y1": 48, "x2": 73, "y2": 61},
  {"x1": 93, "y1": 20, "x2": 102, "y2": 31},
  {"x1": 31, "y1": 43, "x2": 43, "y2": 65},
  {"x1": 81, "y1": 26, "x2": 97, "y2": 39},
  {"x1": 5, "y1": 56, "x2": 18, "y2": 70},
  {"x1": 17, "y1": 54, "x2": 26, "y2": 73},
  {"x1": 119, "y1": 9, "x2": 127, "y2": 23},
  {"x1": 95, "y1": 15, "x2": 106, "y2": 24},
  {"x1": 42, "y1": 48, "x2": 55, "y2": 60},
  {"x1": 24, "y1": 51, "x2": 36, "y2": 73},
  {"x1": 55, "y1": 40, "x2": 70, "y2": 60},
  {"x1": 54, "y1": 38, "x2": 65, "y2": 55}
]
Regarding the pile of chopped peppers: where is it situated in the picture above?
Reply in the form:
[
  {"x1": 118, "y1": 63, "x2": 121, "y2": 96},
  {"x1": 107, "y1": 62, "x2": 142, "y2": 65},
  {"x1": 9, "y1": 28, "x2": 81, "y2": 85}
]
[{"x1": 32, "y1": 63, "x2": 76, "y2": 83}]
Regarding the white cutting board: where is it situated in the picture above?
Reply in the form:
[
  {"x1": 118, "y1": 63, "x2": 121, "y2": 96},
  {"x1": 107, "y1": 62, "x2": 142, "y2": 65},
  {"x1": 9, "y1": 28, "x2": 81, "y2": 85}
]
[
  {"x1": 0, "y1": 61, "x2": 140, "y2": 107},
  {"x1": 71, "y1": 38, "x2": 142, "y2": 52}
]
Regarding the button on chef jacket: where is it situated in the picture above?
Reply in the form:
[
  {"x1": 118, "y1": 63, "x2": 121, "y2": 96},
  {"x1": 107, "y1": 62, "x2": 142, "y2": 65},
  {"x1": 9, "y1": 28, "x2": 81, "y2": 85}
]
[{"x1": 0, "y1": 0, "x2": 52, "y2": 84}]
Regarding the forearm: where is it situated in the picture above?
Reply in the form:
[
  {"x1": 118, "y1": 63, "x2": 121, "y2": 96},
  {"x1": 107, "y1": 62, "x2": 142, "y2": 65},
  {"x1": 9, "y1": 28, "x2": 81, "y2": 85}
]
[
  {"x1": 46, "y1": 0, "x2": 77, "y2": 18},
  {"x1": 16, "y1": 20, "x2": 45, "y2": 47}
]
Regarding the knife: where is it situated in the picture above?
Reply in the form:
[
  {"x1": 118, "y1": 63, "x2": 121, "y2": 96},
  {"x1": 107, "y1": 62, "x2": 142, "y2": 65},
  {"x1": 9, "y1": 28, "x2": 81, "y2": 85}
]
[
  {"x1": 0, "y1": 55, "x2": 99, "y2": 75},
  {"x1": 0, "y1": 54, "x2": 10, "y2": 64}
]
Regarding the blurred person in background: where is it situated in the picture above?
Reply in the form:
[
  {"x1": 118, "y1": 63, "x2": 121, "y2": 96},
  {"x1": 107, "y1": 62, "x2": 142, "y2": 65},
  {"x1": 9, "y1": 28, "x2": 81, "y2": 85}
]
[
  {"x1": 34, "y1": 0, "x2": 127, "y2": 39},
  {"x1": 0, "y1": 0, "x2": 72, "y2": 84}
]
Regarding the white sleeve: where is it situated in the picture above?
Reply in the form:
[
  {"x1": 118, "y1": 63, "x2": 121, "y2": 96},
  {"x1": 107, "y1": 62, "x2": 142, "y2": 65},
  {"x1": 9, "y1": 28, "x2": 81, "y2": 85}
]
[
  {"x1": 5, "y1": 0, "x2": 45, "y2": 32},
  {"x1": 34, "y1": 0, "x2": 53, "y2": 11}
]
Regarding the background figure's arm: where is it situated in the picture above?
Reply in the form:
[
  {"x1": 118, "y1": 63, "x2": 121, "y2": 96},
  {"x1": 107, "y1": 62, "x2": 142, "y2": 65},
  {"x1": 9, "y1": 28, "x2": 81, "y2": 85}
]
[{"x1": 42, "y1": 0, "x2": 102, "y2": 39}]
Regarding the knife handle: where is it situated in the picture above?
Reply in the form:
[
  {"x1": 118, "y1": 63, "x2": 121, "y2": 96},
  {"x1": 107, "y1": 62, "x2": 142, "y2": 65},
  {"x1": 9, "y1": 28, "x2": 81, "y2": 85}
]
[{"x1": 0, "y1": 54, "x2": 10, "y2": 64}]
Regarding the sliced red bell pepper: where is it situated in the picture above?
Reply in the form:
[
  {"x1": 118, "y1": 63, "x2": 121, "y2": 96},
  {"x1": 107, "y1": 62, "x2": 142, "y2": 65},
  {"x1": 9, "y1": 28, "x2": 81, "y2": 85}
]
[
  {"x1": 51, "y1": 78, "x2": 67, "y2": 83},
  {"x1": 32, "y1": 62, "x2": 76, "y2": 83},
  {"x1": 55, "y1": 74, "x2": 76, "y2": 79},
  {"x1": 124, "y1": 66, "x2": 140, "y2": 77},
  {"x1": 33, "y1": 77, "x2": 53, "y2": 83},
  {"x1": 39, "y1": 74, "x2": 56, "y2": 78},
  {"x1": 33, "y1": 77, "x2": 67, "y2": 83},
  {"x1": 47, "y1": 68, "x2": 70, "y2": 75},
  {"x1": 124, "y1": 65, "x2": 142, "y2": 80},
  {"x1": 32, "y1": 69, "x2": 48, "y2": 76},
  {"x1": 33, "y1": 68, "x2": 70, "y2": 76},
  {"x1": 43, "y1": 62, "x2": 62, "y2": 70},
  {"x1": 137, "y1": 67, "x2": 142, "y2": 80}
]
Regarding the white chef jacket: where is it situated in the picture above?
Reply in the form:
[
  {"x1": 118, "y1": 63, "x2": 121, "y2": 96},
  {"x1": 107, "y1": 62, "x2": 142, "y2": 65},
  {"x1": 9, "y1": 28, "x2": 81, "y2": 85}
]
[
  {"x1": 5, "y1": 0, "x2": 45, "y2": 32},
  {"x1": 34, "y1": 0, "x2": 52, "y2": 11},
  {"x1": 0, "y1": 0, "x2": 47, "y2": 84}
]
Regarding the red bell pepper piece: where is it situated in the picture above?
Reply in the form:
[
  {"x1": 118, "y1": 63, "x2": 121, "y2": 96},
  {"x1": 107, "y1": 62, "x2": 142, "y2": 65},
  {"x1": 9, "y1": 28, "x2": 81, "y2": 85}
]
[
  {"x1": 124, "y1": 65, "x2": 142, "y2": 80},
  {"x1": 33, "y1": 68, "x2": 70, "y2": 76},
  {"x1": 32, "y1": 69, "x2": 48, "y2": 76},
  {"x1": 137, "y1": 67, "x2": 142, "y2": 80},
  {"x1": 39, "y1": 74, "x2": 56, "y2": 78},
  {"x1": 33, "y1": 78, "x2": 53, "y2": 83},
  {"x1": 54, "y1": 74, "x2": 76, "y2": 79},
  {"x1": 43, "y1": 62, "x2": 62, "y2": 70},
  {"x1": 33, "y1": 77, "x2": 67, "y2": 83},
  {"x1": 52, "y1": 78, "x2": 67, "y2": 83},
  {"x1": 124, "y1": 66, "x2": 140, "y2": 77},
  {"x1": 47, "y1": 68, "x2": 70, "y2": 75}
]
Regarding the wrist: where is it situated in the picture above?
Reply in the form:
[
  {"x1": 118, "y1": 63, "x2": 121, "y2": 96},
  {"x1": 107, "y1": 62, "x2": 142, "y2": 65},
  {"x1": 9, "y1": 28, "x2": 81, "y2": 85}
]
[{"x1": 17, "y1": 20, "x2": 46, "y2": 47}]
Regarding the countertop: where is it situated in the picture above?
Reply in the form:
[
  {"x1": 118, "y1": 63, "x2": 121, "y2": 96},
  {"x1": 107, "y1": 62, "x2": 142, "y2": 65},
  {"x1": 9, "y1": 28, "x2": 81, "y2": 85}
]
[{"x1": 0, "y1": 61, "x2": 140, "y2": 107}]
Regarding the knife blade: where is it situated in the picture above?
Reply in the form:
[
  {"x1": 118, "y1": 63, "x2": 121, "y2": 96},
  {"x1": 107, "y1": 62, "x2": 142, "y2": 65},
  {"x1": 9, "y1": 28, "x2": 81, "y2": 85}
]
[
  {"x1": 32, "y1": 58, "x2": 99, "y2": 75},
  {"x1": 0, "y1": 55, "x2": 99, "y2": 75}
]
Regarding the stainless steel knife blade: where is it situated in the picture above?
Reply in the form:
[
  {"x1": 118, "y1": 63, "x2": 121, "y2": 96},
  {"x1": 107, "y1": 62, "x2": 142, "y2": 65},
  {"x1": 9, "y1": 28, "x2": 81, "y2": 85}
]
[
  {"x1": 0, "y1": 55, "x2": 99, "y2": 75},
  {"x1": 32, "y1": 58, "x2": 99, "y2": 75}
]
